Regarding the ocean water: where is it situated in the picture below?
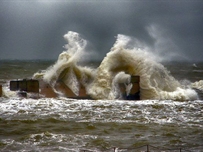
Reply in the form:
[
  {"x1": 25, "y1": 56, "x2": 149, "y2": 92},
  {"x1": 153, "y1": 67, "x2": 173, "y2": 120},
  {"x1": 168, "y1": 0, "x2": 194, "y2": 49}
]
[{"x1": 0, "y1": 31, "x2": 203, "y2": 152}]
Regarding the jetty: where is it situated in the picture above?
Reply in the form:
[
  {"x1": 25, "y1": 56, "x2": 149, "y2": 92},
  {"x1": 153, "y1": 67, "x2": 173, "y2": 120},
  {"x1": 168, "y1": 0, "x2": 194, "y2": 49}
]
[{"x1": 1, "y1": 76, "x2": 140, "y2": 100}]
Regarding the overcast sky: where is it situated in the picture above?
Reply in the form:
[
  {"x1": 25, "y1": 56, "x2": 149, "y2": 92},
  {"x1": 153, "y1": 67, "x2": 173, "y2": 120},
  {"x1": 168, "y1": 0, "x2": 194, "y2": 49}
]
[{"x1": 0, "y1": 0, "x2": 203, "y2": 62}]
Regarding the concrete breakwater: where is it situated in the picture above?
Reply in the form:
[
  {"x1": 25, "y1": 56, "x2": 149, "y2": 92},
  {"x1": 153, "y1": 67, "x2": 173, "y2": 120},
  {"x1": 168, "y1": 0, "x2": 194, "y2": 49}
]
[{"x1": 5, "y1": 76, "x2": 140, "y2": 100}]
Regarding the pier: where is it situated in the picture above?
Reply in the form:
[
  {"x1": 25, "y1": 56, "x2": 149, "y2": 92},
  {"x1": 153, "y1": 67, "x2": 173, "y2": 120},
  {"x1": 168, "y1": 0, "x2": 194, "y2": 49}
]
[{"x1": 7, "y1": 76, "x2": 140, "y2": 100}]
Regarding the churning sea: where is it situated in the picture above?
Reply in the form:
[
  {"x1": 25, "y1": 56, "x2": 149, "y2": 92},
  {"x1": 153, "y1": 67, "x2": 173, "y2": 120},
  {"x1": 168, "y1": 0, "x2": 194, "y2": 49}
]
[{"x1": 0, "y1": 60, "x2": 203, "y2": 152}]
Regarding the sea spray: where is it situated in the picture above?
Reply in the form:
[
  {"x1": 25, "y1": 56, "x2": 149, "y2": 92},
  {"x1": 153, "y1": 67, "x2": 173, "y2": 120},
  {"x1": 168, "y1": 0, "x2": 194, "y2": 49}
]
[
  {"x1": 191, "y1": 80, "x2": 203, "y2": 91},
  {"x1": 88, "y1": 34, "x2": 196, "y2": 100},
  {"x1": 33, "y1": 31, "x2": 198, "y2": 101},
  {"x1": 33, "y1": 31, "x2": 96, "y2": 96},
  {"x1": 109, "y1": 72, "x2": 132, "y2": 99},
  {"x1": 1, "y1": 86, "x2": 18, "y2": 98}
]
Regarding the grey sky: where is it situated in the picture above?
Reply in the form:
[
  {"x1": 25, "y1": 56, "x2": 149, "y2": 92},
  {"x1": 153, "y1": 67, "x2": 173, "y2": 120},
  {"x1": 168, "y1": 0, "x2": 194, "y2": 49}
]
[{"x1": 0, "y1": 0, "x2": 203, "y2": 61}]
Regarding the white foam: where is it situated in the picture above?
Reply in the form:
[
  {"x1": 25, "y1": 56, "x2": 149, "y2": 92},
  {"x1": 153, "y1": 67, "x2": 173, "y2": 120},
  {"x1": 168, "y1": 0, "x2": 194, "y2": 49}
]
[{"x1": 191, "y1": 80, "x2": 203, "y2": 91}]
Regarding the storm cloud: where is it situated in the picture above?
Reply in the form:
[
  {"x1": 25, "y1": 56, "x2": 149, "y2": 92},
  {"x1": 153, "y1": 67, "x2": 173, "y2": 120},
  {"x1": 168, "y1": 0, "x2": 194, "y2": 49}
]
[{"x1": 0, "y1": 0, "x2": 203, "y2": 61}]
